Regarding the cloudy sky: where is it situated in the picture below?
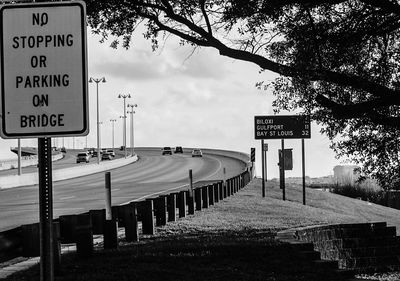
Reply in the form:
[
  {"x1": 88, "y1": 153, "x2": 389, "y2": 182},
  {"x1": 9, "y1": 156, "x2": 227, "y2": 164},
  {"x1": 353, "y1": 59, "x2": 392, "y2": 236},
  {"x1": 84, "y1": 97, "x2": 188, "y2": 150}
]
[{"x1": 0, "y1": 27, "x2": 346, "y2": 179}]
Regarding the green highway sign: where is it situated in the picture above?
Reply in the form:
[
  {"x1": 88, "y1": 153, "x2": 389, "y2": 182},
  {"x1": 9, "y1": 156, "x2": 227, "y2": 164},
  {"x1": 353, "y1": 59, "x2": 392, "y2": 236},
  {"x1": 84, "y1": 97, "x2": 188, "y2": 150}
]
[{"x1": 254, "y1": 115, "x2": 311, "y2": 139}]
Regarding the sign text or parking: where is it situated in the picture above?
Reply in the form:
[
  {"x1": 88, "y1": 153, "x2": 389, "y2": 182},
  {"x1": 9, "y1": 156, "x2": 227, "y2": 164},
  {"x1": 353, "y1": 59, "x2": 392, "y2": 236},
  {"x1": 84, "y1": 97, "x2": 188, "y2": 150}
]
[
  {"x1": 254, "y1": 115, "x2": 311, "y2": 139},
  {"x1": 0, "y1": 1, "x2": 87, "y2": 138}
]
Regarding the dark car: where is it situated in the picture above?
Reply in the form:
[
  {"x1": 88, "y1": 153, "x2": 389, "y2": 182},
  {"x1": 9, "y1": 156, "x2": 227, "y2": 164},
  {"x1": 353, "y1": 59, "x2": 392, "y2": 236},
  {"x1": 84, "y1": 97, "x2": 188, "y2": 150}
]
[
  {"x1": 162, "y1": 147, "x2": 172, "y2": 155},
  {"x1": 76, "y1": 152, "x2": 90, "y2": 163},
  {"x1": 174, "y1": 146, "x2": 183, "y2": 153},
  {"x1": 101, "y1": 152, "x2": 112, "y2": 160},
  {"x1": 87, "y1": 148, "x2": 96, "y2": 155}
]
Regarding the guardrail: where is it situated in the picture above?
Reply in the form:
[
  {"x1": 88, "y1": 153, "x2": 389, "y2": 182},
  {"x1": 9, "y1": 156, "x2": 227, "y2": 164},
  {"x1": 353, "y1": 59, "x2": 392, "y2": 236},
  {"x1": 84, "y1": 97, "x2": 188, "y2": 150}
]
[{"x1": 0, "y1": 148, "x2": 252, "y2": 266}]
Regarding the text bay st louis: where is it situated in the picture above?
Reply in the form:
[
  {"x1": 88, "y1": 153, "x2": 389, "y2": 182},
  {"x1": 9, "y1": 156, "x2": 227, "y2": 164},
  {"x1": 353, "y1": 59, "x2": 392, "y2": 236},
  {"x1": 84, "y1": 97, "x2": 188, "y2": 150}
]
[{"x1": 10, "y1": 13, "x2": 74, "y2": 128}]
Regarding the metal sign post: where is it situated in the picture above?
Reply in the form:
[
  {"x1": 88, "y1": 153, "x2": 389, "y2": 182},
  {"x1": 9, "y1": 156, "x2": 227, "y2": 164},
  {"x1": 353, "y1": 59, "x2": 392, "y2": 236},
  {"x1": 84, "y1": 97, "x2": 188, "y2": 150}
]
[
  {"x1": 0, "y1": 3, "x2": 87, "y2": 280},
  {"x1": 254, "y1": 115, "x2": 310, "y2": 202},
  {"x1": 250, "y1": 147, "x2": 255, "y2": 178},
  {"x1": 281, "y1": 139, "x2": 286, "y2": 200},
  {"x1": 261, "y1": 140, "x2": 265, "y2": 197},
  {"x1": 263, "y1": 143, "x2": 268, "y2": 183},
  {"x1": 38, "y1": 137, "x2": 54, "y2": 281},
  {"x1": 302, "y1": 139, "x2": 306, "y2": 205}
]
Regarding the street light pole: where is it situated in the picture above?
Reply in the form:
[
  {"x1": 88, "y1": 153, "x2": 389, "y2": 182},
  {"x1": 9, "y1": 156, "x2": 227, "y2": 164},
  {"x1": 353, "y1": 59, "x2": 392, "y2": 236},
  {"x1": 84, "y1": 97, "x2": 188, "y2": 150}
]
[
  {"x1": 127, "y1": 103, "x2": 137, "y2": 156},
  {"x1": 110, "y1": 119, "x2": 117, "y2": 150},
  {"x1": 118, "y1": 94, "x2": 131, "y2": 158},
  {"x1": 89, "y1": 77, "x2": 106, "y2": 164}
]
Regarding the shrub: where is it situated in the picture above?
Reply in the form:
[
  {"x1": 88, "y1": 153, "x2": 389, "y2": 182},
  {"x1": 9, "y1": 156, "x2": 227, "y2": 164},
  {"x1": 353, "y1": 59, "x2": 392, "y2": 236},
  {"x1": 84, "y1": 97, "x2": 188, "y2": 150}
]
[{"x1": 331, "y1": 183, "x2": 386, "y2": 205}]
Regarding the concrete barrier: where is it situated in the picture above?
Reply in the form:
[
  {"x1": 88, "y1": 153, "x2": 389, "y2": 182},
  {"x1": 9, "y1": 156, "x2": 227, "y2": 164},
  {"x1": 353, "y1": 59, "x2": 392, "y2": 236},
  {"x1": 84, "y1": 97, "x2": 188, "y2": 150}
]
[
  {"x1": 0, "y1": 152, "x2": 63, "y2": 171},
  {"x1": 0, "y1": 155, "x2": 138, "y2": 189}
]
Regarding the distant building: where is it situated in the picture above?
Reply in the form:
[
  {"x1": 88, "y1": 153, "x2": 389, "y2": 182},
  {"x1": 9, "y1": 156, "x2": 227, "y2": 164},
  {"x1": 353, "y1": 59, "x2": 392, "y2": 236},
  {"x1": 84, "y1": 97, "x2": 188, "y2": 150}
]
[{"x1": 333, "y1": 165, "x2": 360, "y2": 185}]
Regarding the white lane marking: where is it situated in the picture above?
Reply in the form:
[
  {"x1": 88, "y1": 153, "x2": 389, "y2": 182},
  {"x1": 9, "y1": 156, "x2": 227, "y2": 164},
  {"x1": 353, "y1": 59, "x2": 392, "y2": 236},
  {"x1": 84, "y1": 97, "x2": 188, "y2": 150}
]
[
  {"x1": 112, "y1": 188, "x2": 120, "y2": 192},
  {"x1": 203, "y1": 154, "x2": 223, "y2": 179},
  {"x1": 119, "y1": 155, "x2": 224, "y2": 206},
  {"x1": 59, "y1": 196, "x2": 75, "y2": 200}
]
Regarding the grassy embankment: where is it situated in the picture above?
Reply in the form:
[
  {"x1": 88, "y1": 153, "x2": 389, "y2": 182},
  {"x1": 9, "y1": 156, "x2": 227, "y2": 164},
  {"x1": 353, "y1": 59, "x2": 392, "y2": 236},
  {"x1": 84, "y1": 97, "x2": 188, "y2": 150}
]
[{"x1": 5, "y1": 178, "x2": 400, "y2": 281}]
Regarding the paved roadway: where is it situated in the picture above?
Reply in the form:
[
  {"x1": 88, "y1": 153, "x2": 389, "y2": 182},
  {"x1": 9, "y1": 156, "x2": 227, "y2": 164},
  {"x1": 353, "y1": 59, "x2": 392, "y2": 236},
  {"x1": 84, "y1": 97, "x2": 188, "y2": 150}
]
[{"x1": 0, "y1": 148, "x2": 247, "y2": 231}]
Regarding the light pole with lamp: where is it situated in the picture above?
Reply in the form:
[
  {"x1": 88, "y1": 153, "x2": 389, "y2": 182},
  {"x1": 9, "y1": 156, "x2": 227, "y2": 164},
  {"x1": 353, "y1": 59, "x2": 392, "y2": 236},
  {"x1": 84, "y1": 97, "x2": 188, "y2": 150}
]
[
  {"x1": 118, "y1": 94, "x2": 131, "y2": 158},
  {"x1": 89, "y1": 77, "x2": 106, "y2": 164},
  {"x1": 119, "y1": 115, "x2": 127, "y2": 157},
  {"x1": 98, "y1": 121, "x2": 103, "y2": 150},
  {"x1": 127, "y1": 103, "x2": 137, "y2": 156},
  {"x1": 110, "y1": 119, "x2": 117, "y2": 150}
]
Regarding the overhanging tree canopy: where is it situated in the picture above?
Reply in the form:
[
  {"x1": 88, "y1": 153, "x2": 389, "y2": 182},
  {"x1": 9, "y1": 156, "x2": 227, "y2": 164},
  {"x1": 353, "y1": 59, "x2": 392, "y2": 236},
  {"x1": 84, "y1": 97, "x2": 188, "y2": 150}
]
[
  {"x1": 85, "y1": 0, "x2": 400, "y2": 189},
  {"x1": 86, "y1": 0, "x2": 400, "y2": 127}
]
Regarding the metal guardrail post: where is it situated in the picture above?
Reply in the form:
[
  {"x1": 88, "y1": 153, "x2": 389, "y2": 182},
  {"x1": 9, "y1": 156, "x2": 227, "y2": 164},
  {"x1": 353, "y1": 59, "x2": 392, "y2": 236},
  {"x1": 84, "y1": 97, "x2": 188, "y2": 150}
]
[
  {"x1": 142, "y1": 199, "x2": 155, "y2": 235},
  {"x1": 208, "y1": 185, "x2": 214, "y2": 206},
  {"x1": 124, "y1": 203, "x2": 139, "y2": 242},
  {"x1": 195, "y1": 188, "x2": 202, "y2": 211},
  {"x1": 76, "y1": 213, "x2": 93, "y2": 257},
  {"x1": 167, "y1": 193, "x2": 177, "y2": 222},
  {"x1": 213, "y1": 183, "x2": 219, "y2": 203},
  {"x1": 202, "y1": 186, "x2": 209, "y2": 209},
  {"x1": 89, "y1": 209, "x2": 105, "y2": 235},
  {"x1": 155, "y1": 196, "x2": 167, "y2": 226},
  {"x1": 178, "y1": 191, "x2": 187, "y2": 218}
]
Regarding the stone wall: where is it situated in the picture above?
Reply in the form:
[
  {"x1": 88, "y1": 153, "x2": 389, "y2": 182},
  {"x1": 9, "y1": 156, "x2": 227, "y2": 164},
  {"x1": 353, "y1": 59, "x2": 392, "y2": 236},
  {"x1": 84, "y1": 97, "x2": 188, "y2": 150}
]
[{"x1": 293, "y1": 222, "x2": 400, "y2": 273}]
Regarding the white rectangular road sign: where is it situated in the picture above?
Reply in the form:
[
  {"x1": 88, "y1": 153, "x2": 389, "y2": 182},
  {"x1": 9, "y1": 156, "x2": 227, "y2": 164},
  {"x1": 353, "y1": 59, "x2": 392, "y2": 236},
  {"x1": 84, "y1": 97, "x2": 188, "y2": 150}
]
[{"x1": 0, "y1": 1, "x2": 88, "y2": 138}]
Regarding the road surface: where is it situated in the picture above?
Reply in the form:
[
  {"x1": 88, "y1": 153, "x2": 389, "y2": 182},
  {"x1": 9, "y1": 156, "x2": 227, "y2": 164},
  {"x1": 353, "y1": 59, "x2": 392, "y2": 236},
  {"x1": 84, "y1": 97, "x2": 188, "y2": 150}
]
[{"x1": 0, "y1": 148, "x2": 247, "y2": 231}]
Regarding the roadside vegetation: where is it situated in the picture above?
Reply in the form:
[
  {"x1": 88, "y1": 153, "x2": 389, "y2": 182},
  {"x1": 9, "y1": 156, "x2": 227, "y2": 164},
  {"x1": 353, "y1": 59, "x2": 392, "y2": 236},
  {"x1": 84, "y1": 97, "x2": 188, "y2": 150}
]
[{"x1": 4, "y1": 178, "x2": 400, "y2": 281}]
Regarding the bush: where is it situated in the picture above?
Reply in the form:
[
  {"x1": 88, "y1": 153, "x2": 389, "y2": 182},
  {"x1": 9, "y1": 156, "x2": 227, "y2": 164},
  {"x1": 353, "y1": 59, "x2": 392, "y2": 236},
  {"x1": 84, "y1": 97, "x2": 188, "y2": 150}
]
[{"x1": 331, "y1": 183, "x2": 386, "y2": 205}]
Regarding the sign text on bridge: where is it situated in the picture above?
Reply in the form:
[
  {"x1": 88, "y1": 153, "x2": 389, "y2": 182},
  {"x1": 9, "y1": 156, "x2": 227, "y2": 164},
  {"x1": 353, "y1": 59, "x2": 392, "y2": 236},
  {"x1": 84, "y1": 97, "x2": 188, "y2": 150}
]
[{"x1": 0, "y1": 1, "x2": 88, "y2": 138}]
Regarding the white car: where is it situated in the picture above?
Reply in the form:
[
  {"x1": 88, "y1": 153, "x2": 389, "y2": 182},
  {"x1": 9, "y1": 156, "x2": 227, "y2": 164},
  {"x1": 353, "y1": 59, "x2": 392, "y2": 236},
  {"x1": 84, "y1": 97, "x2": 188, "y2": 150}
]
[
  {"x1": 191, "y1": 149, "x2": 203, "y2": 157},
  {"x1": 106, "y1": 149, "x2": 115, "y2": 157}
]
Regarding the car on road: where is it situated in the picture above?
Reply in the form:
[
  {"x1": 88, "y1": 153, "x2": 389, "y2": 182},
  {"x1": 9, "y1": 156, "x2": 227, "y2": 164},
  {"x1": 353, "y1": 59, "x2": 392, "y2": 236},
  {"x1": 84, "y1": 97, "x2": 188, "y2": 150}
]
[
  {"x1": 76, "y1": 152, "x2": 90, "y2": 163},
  {"x1": 101, "y1": 152, "x2": 112, "y2": 160},
  {"x1": 162, "y1": 147, "x2": 173, "y2": 155},
  {"x1": 106, "y1": 149, "x2": 115, "y2": 157},
  {"x1": 87, "y1": 148, "x2": 96, "y2": 156},
  {"x1": 174, "y1": 146, "x2": 183, "y2": 153},
  {"x1": 61, "y1": 147, "x2": 67, "y2": 153},
  {"x1": 191, "y1": 149, "x2": 203, "y2": 157}
]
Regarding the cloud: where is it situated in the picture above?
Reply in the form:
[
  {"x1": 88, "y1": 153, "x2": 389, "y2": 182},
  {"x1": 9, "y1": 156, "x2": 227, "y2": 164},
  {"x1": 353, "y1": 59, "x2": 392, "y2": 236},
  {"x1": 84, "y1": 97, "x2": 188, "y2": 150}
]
[{"x1": 89, "y1": 33, "x2": 231, "y2": 82}]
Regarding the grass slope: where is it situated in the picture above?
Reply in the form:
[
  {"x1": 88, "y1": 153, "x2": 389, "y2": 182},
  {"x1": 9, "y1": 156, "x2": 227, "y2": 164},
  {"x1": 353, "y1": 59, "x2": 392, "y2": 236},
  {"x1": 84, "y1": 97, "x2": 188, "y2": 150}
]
[{"x1": 5, "y1": 178, "x2": 400, "y2": 281}]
